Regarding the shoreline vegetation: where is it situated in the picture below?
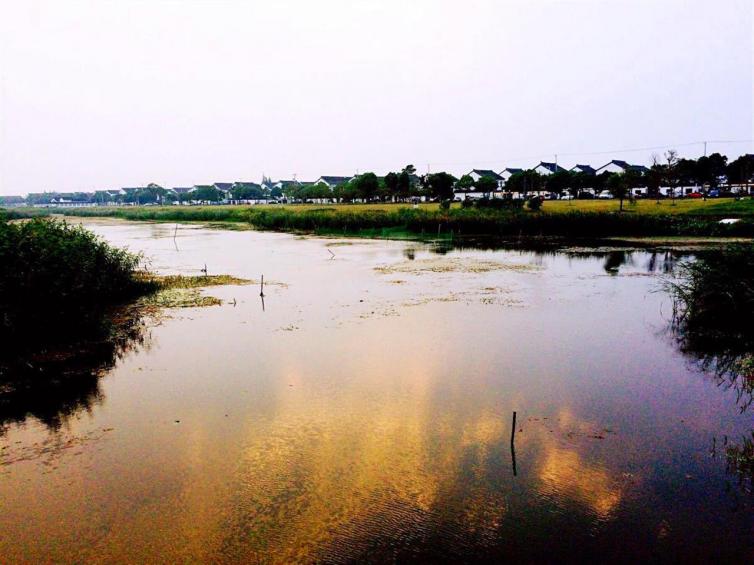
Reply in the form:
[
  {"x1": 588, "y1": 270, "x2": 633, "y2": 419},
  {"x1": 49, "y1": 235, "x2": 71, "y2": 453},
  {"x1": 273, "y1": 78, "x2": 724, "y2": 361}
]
[
  {"x1": 0, "y1": 217, "x2": 249, "y2": 383},
  {"x1": 667, "y1": 245, "x2": 754, "y2": 490},
  {"x1": 7, "y1": 198, "x2": 754, "y2": 242}
]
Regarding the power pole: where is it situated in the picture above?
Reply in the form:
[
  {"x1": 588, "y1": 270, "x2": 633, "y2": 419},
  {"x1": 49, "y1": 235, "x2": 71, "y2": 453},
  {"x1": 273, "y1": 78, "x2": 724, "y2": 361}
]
[{"x1": 703, "y1": 141, "x2": 707, "y2": 157}]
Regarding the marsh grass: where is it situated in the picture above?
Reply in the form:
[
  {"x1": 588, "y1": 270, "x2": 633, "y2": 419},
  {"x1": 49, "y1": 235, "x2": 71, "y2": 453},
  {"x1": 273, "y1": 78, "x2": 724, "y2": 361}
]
[
  {"x1": 667, "y1": 244, "x2": 754, "y2": 490},
  {"x1": 150, "y1": 274, "x2": 252, "y2": 289},
  {"x1": 138, "y1": 274, "x2": 253, "y2": 309},
  {"x1": 16, "y1": 203, "x2": 754, "y2": 239}
]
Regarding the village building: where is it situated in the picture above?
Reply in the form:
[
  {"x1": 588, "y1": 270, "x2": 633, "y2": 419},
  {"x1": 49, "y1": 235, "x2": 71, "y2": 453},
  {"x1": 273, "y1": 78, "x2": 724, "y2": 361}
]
[
  {"x1": 594, "y1": 160, "x2": 649, "y2": 175},
  {"x1": 312, "y1": 176, "x2": 352, "y2": 189},
  {"x1": 570, "y1": 164, "x2": 596, "y2": 175},
  {"x1": 533, "y1": 162, "x2": 566, "y2": 176}
]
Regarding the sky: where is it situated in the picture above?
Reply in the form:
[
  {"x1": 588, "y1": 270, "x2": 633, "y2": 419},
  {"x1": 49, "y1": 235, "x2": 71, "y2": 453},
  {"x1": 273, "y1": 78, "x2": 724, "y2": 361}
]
[{"x1": 0, "y1": 0, "x2": 752, "y2": 195}]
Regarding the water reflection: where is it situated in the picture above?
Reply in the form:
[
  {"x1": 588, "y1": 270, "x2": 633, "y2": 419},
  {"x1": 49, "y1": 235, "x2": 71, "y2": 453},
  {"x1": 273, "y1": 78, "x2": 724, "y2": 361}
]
[
  {"x1": 3, "y1": 222, "x2": 753, "y2": 562},
  {"x1": 0, "y1": 308, "x2": 149, "y2": 434},
  {"x1": 669, "y1": 247, "x2": 754, "y2": 491}
]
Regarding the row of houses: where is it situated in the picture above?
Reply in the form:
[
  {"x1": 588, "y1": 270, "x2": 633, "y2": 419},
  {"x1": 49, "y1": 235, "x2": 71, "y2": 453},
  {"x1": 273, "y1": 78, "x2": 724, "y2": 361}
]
[
  {"x1": 468, "y1": 160, "x2": 651, "y2": 189},
  {"x1": 9, "y1": 157, "x2": 753, "y2": 207},
  {"x1": 23, "y1": 176, "x2": 357, "y2": 207}
]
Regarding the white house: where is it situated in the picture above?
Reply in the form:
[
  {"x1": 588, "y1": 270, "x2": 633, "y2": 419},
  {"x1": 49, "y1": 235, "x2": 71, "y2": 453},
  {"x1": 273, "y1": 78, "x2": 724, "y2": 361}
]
[
  {"x1": 499, "y1": 168, "x2": 523, "y2": 185},
  {"x1": 312, "y1": 176, "x2": 352, "y2": 189},
  {"x1": 658, "y1": 185, "x2": 703, "y2": 197},
  {"x1": 93, "y1": 189, "x2": 125, "y2": 205},
  {"x1": 213, "y1": 183, "x2": 233, "y2": 200},
  {"x1": 570, "y1": 164, "x2": 596, "y2": 175},
  {"x1": 594, "y1": 160, "x2": 649, "y2": 175},
  {"x1": 467, "y1": 169, "x2": 504, "y2": 190},
  {"x1": 630, "y1": 186, "x2": 649, "y2": 197},
  {"x1": 533, "y1": 162, "x2": 566, "y2": 176}
]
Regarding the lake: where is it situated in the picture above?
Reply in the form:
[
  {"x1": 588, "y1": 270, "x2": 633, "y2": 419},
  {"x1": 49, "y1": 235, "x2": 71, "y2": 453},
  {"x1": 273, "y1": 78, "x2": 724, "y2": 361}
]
[{"x1": 1, "y1": 220, "x2": 752, "y2": 563}]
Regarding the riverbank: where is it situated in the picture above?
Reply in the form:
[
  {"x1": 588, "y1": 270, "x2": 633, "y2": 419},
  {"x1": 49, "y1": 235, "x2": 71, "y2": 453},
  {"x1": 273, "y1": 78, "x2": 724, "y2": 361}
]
[
  {"x1": 9, "y1": 199, "x2": 754, "y2": 240},
  {"x1": 0, "y1": 217, "x2": 250, "y2": 376}
]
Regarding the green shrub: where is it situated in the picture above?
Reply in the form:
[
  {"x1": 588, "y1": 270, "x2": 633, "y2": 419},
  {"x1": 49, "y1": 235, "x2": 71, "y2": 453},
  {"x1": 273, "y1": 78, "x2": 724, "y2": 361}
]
[
  {"x1": 0, "y1": 218, "x2": 156, "y2": 355},
  {"x1": 527, "y1": 196, "x2": 543, "y2": 211}
]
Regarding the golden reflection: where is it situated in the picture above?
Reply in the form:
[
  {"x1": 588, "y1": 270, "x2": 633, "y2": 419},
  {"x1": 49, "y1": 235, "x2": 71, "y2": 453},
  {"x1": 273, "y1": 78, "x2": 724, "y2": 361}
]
[
  {"x1": 525, "y1": 407, "x2": 624, "y2": 520},
  {"x1": 538, "y1": 447, "x2": 621, "y2": 519},
  {"x1": 1, "y1": 329, "x2": 627, "y2": 563}
]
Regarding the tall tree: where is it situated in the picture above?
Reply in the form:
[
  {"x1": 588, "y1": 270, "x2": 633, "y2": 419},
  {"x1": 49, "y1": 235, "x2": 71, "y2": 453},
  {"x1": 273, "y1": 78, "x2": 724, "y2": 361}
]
[
  {"x1": 352, "y1": 172, "x2": 379, "y2": 201},
  {"x1": 546, "y1": 170, "x2": 573, "y2": 196},
  {"x1": 727, "y1": 154, "x2": 754, "y2": 188},
  {"x1": 696, "y1": 153, "x2": 727, "y2": 188},
  {"x1": 506, "y1": 170, "x2": 543, "y2": 195},
  {"x1": 456, "y1": 175, "x2": 474, "y2": 191},
  {"x1": 425, "y1": 172, "x2": 457, "y2": 201},
  {"x1": 647, "y1": 154, "x2": 665, "y2": 201},
  {"x1": 475, "y1": 175, "x2": 498, "y2": 197},
  {"x1": 192, "y1": 186, "x2": 221, "y2": 202},
  {"x1": 665, "y1": 149, "x2": 679, "y2": 204},
  {"x1": 606, "y1": 173, "x2": 628, "y2": 211}
]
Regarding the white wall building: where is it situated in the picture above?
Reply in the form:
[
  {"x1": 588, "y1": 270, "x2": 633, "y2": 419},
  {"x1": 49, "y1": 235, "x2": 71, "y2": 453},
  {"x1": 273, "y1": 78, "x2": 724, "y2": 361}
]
[{"x1": 533, "y1": 162, "x2": 565, "y2": 176}]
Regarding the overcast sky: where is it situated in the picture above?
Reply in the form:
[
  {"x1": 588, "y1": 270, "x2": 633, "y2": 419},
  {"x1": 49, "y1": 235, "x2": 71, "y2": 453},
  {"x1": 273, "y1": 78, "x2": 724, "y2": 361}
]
[{"x1": 0, "y1": 0, "x2": 751, "y2": 194}]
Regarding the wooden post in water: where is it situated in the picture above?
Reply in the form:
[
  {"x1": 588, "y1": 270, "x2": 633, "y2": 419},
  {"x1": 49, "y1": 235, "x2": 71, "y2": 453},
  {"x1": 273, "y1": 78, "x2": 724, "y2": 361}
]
[
  {"x1": 260, "y1": 274, "x2": 265, "y2": 297},
  {"x1": 510, "y1": 411, "x2": 517, "y2": 446},
  {"x1": 510, "y1": 410, "x2": 518, "y2": 476}
]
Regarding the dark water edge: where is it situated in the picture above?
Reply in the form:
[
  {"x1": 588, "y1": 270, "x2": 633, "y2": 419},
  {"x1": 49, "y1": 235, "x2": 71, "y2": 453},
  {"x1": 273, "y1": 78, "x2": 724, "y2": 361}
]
[{"x1": 0, "y1": 306, "x2": 150, "y2": 434}]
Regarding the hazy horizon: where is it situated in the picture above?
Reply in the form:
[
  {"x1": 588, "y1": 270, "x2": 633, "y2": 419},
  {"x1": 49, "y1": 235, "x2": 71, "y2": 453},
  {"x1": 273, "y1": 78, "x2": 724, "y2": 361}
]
[{"x1": 1, "y1": 0, "x2": 752, "y2": 195}]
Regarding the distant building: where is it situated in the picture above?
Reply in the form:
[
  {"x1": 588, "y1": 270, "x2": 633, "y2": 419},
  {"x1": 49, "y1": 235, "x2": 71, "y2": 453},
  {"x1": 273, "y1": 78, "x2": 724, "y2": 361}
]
[
  {"x1": 272, "y1": 180, "x2": 300, "y2": 191},
  {"x1": 0, "y1": 195, "x2": 25, "y2": 207},
  {"x1": 499, "y1": 168, "x2": 523, "y2": 185},
  {"x1": 213, "y1": 183, "x2": 234, "y2": 199},
  {"x1": 312, "y1": 176, "x2": 352, "y2": 189},
  {"x1": 233, "y1": 181, "x2": 262, "y2": 191},
  {"x1": 570, "y1": 164, "x2": 596, "y2": 175},
  {"x1": 594, "y1": 160, "x2": 649, "y2": 175},
  {"x1": 93, "y1": 189, "x2": 124, "y2": 205},
  {"x1": 533, "y1": 162, "x2": 566, "y2": 176},
  {"x1": 50, "y1": 197, "x2": 95, "y2": 208},
  {"x1": 467, "y1": 169, "x2": 503, "y2": 189},
  {"x1": 261, "y1": 176, "x2": 275, "y2": 193}
]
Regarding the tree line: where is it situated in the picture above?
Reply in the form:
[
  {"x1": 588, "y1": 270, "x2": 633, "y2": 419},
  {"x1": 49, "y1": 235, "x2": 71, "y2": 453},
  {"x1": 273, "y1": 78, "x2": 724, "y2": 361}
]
[{"x1": 8, "y1": 152, "x2": 753, "y2": 207}]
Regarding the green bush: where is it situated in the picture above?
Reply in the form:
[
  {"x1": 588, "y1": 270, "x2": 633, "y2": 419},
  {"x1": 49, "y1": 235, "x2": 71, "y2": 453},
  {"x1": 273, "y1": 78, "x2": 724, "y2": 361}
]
[
  {"x1": 0, "y1": 218, "x2": 156, "y2": 355},
  {"x1": 527, "y1": 196, "x2": 543, "y2": 211}
]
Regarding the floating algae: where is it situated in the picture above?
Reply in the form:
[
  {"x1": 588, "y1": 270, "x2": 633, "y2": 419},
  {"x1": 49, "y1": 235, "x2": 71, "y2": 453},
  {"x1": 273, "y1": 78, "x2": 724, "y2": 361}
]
[
  {"x1": 139, "y1": 274, "x2": 255, "y2": 309},
  {"x1": 374, "y1": 257, "x2": 541, "y2": 275}
]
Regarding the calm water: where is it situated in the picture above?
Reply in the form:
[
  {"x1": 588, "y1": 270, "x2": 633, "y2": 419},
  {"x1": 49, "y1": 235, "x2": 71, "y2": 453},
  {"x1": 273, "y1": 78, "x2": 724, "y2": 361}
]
[{"x1": 1, "y1": 220, "x2": 752, "y2": 563}]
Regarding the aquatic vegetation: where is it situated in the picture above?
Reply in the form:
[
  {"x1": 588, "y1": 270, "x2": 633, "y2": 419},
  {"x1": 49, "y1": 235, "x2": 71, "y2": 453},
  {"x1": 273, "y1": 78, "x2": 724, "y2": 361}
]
[
  {"x1": 374, "y1": 257, "x2": 541, "y2": 275},
  {"x1": 15, "y1": 204, "x2": 754, "y2": 239},
  {"x1": 151, "y1": 274, "x2": 252, "y2": 289},
  {"x1": 725, "y1": 433, "x2": 754, "y2": 494},
  {"x1": 668, "y1": 244, "x2": 754, "y2": 492},
  {"x1": 668, "y1": 244, "x2": 754, "y2": 409}
]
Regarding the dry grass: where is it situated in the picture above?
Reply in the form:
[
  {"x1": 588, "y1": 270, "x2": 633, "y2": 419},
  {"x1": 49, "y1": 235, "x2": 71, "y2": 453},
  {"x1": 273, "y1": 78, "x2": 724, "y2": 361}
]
[
  {"x1": 152, "y1": 274, "x2": 252, "y2": 289},
  {"x1": 137, "y1": 274, "x2": 253, "y2": 309}
]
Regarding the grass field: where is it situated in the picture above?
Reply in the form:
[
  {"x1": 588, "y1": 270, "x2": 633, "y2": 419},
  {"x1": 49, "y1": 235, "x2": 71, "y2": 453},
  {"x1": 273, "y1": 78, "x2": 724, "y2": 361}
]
[
  {"x1": 6, "y1": 197, "x2": 754, "y2": 240},
  {"x1": 8, "y1": 197, "x2": 754, "y2": 218}
]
